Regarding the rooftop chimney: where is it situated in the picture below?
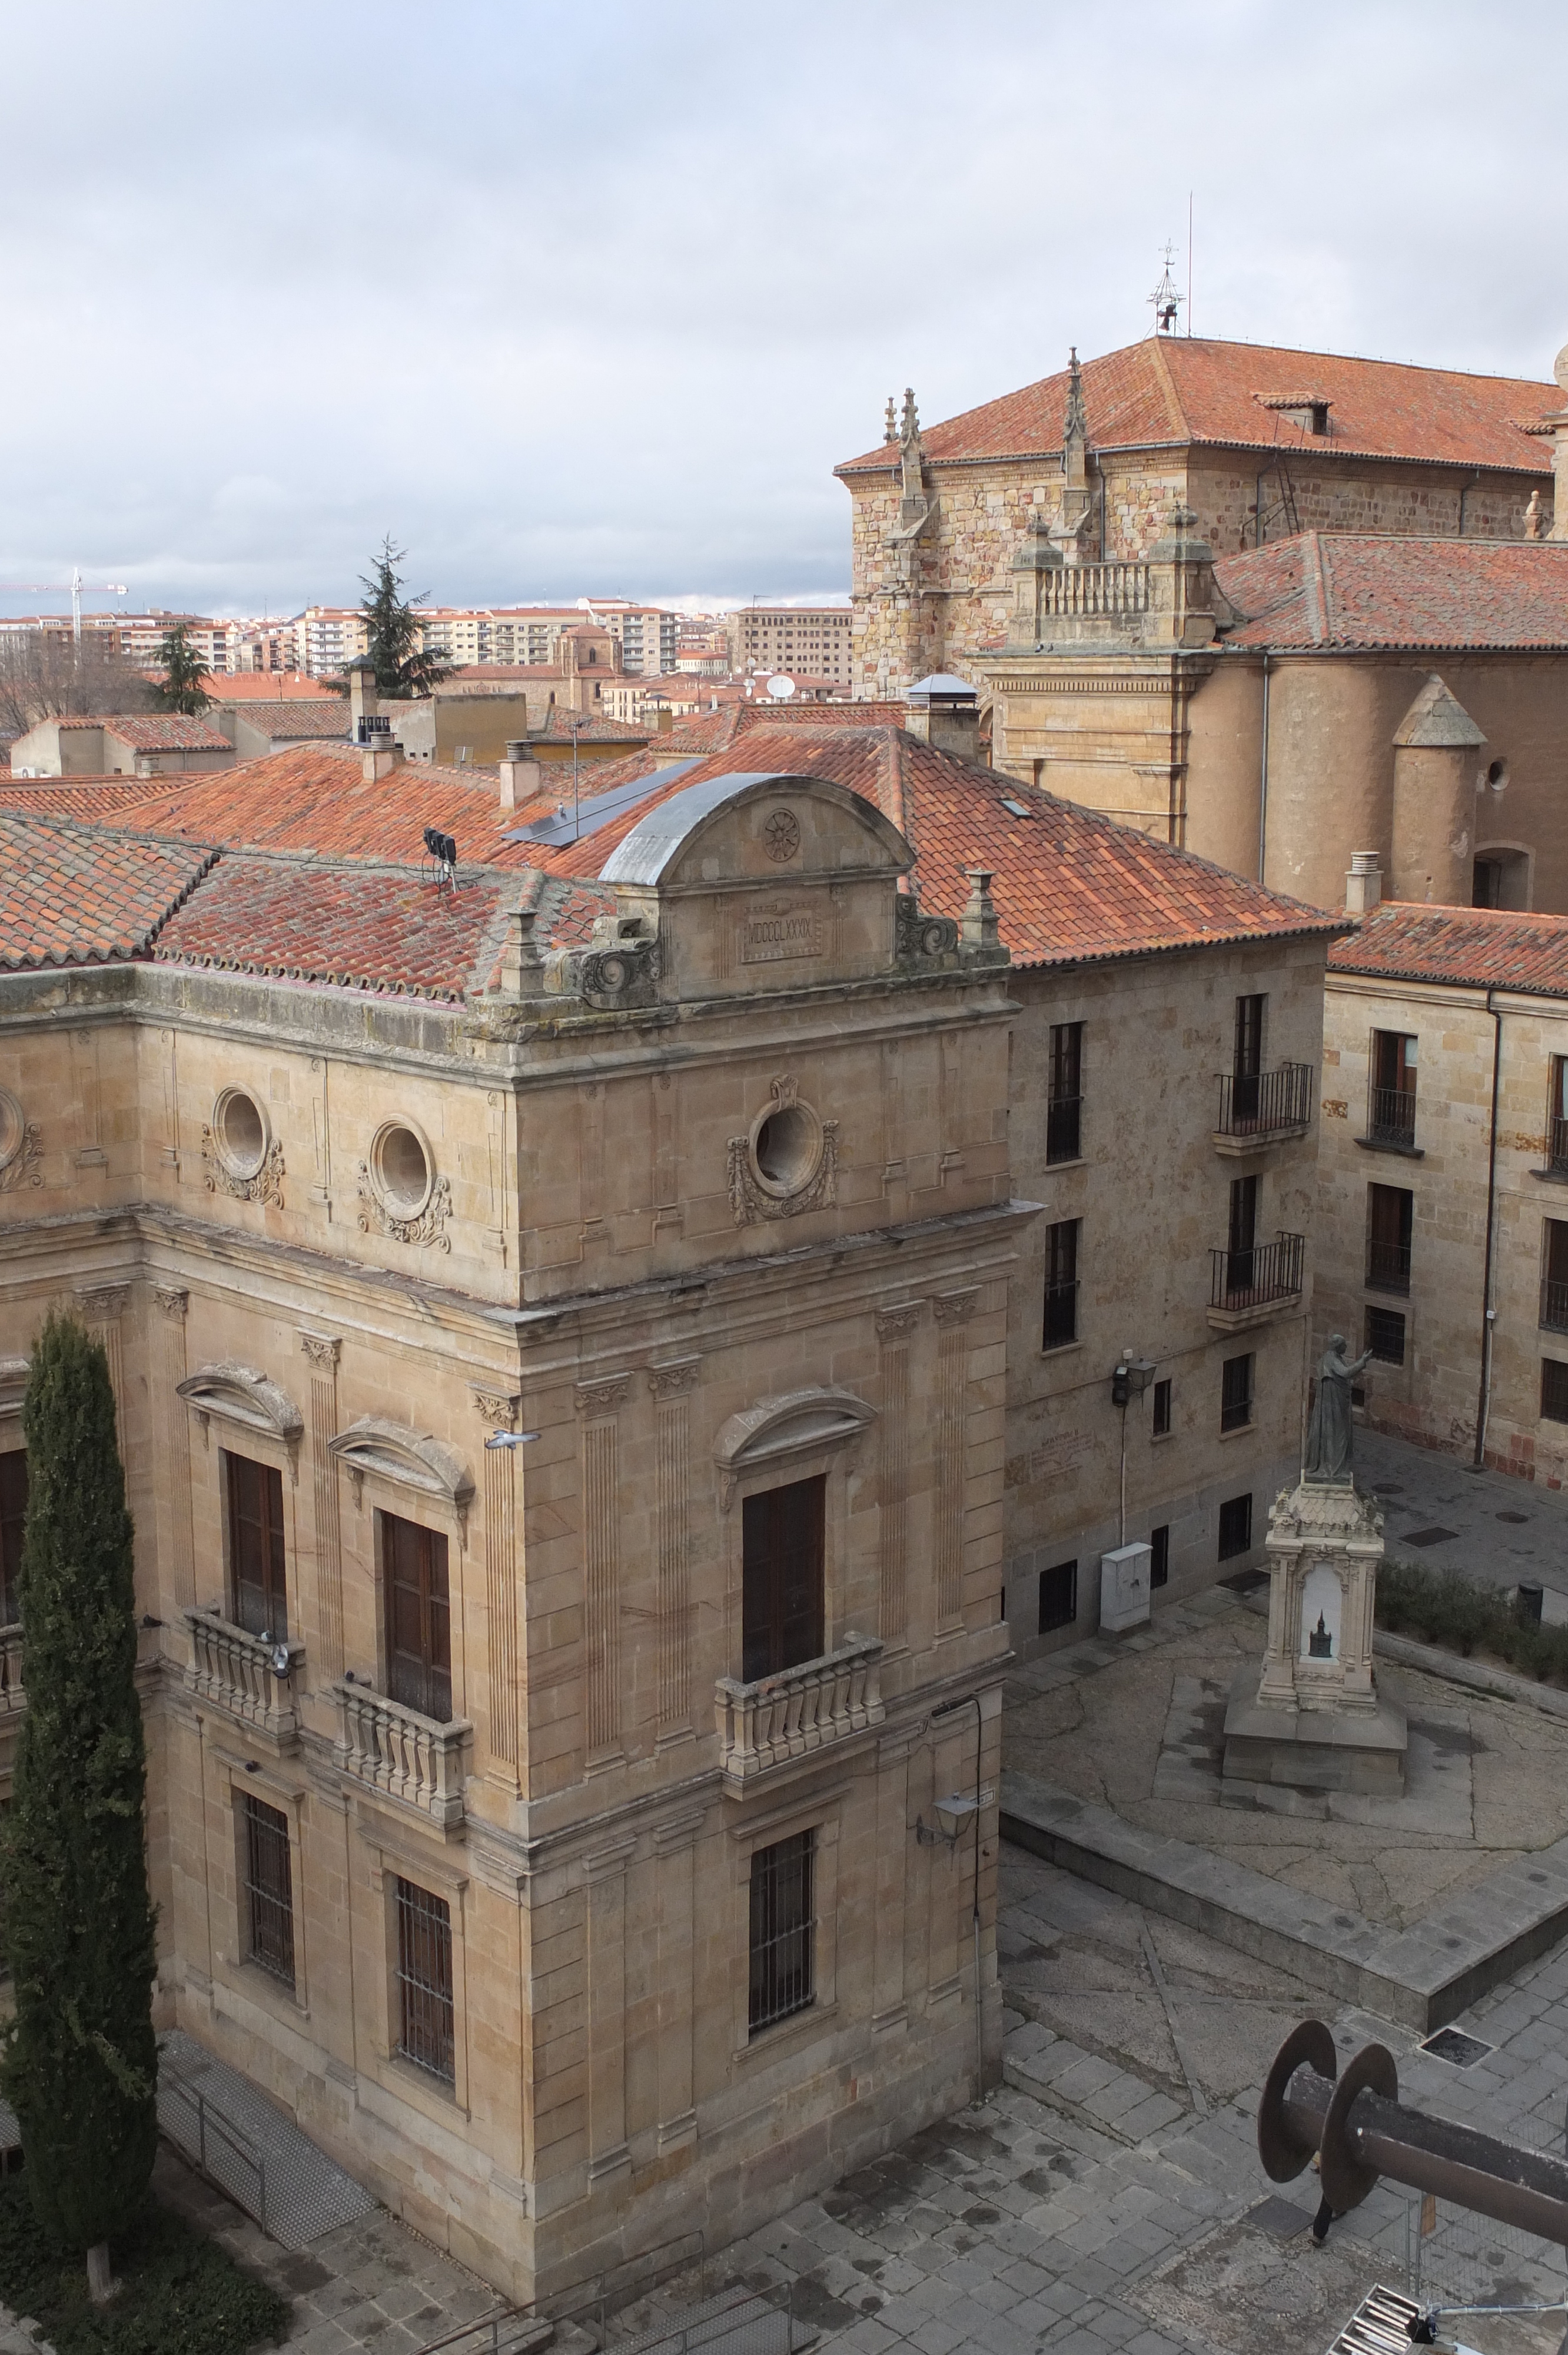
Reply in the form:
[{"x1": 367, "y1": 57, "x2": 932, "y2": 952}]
[
  {"x1": 961, "y1": 868, "x2": 1001, "y2": 954},
  {"x1": 1345, "y1": 850, "x2": 1383, "y2": 916},
  {"x1": 347, "y1": 654, "x2": 378, "y2": 737},
  {"x1": 362, "y1": 741, "x2": 401, "y2": 782},
  {"x1": 498, "y1": 739, "x2": 543, "y2": 815}
]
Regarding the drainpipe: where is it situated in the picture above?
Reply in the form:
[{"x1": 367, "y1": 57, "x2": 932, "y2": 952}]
[
  {"x1": 1257, "y1": 652, "x2": 1272, "y2": 885},
  {"x1": 1473, "y1": 989, "x2": 1503, "y2": 1470}
]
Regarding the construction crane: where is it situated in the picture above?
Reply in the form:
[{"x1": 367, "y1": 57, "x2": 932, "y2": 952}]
[{"x1": 0, "y1": 569, "x2": 128, "y2": 642}]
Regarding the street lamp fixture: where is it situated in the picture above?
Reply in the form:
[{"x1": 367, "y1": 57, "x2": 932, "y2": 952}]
[
  {"x1": 1111, "y1": 1348, "x2": 1158, "y2": 1545},
  {"x1": 916, "y1": 1792, "x2": 980, "y2": 1847}
]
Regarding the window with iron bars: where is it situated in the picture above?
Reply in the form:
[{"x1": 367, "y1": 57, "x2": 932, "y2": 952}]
[
  {"x1": 1218, "y1": 1492, "x2": 1253, "y2": 1561},
  {"x1": 1220, "y1": 1353, "x2": 1254, "y2": 1434},
  {"x1": 241, "y1": 1793, "x2": 295, "y2": 1989},
  {"x1": 748, "y1": 1831, "x2": 815, "y2": 2037},
  {"x1": 1364, "y1": 1306, "x2": 1406, "y2": 1366},
  {"x1": 1046, "y1": 1023, "x2": 1083, "y2": 1165},
  {"x1": 394, "y1": 1876, "x2": 455, "y2": 2084},
  {"x1": 1042, "y1": 1218, "x2": 1079, "y2": 1351}
]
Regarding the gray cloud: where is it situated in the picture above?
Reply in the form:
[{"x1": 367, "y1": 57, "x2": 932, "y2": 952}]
[{"x1": 1, "y1": 0, "x2": 1562, "y2": 615}]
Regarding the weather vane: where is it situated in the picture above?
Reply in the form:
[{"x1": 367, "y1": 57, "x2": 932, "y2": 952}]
[{"x1": 1149, "y1": 241, "x2": 1181, "y2": 334}]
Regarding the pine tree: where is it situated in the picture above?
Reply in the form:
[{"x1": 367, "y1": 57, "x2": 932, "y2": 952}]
[
  {"x1": 359, "y1": 536, "x2": 451, "y2": 699},
  {"x1": 1, "y1": 1315, "x2": 157, "y2": 2291},
  {"x1": 148, "y1": 622, "x2": 211, "y2": 715}
]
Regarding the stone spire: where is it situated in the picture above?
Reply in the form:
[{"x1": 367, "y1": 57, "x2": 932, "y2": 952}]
[
  {"x1": 1550, "y1": 340, "x2": 1568, "y2": 541},
  {"x1": 1062, "y1": 346, "x2": 1087, "y2": 454},
  {"x1": 884, "y1": 395, "x2": 898, "y2": 446}
]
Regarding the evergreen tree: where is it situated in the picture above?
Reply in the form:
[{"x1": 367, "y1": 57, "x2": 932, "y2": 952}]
[
  {"x1": 148, "y1": 623, "x2": 211, "y2": 715},
  {"x1": 1, "y1": 1315, "x2": 157, "y2": 2288},
  {"x1": 359, "y1": 536, "x2": 451, "y2": 699}
]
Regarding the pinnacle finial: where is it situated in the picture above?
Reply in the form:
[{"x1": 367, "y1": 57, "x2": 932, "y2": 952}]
[
  {"x1": 901, "y1": 387, "x2": 919, "y2": 443},
  {"x1": 885, "y1": 395, "x2": 898, "y2": 445},
  {"x1": 1063, "y1": 347, "x2": 1087, "y2": 447}
]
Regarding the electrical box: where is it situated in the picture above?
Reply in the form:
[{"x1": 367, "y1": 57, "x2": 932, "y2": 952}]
[{"x1": 1099, "y1": 1541, "x2": 1152, "y2": 1633}]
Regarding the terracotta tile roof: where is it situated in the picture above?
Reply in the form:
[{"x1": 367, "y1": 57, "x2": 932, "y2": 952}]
[
  {"x1": 1328, "y1": 901, "x2": 1568, "y2": 997},
  {"x1": 232, "y1": 701, "x2": 350, "y2": 740},
  {"x1": 150, "y1": 856, "x2": 612, "y2": 1001},
  {"x1": 101, "y1": 713, "x2": 232, "y2": 751},
  {"x1": 1216, "y1": 535, "x2": 1568, "y2": 650},
  {"x1": 0, "y1": 814, "x2": 217, "y2": 969},
  {"x1": 0, "y1": 778, "x2": 170, "y2": 822},
  {"x1": 836, "y1": 336, "x2": 1558, "y2": 477},
  {"x1": 210, "y1": 672, "x2": 336, "y2": 702},
  {"x1": 525, "y1": 709, "x2": 647, "y2": 744}
]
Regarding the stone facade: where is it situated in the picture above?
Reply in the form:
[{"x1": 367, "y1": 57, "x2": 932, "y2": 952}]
[{"x1": 0, "y1": 774, "x2": 1026, "y2": 2308}]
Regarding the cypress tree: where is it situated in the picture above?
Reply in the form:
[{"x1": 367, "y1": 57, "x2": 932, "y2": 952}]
[{"x1": 1, "y1": 1314, "x2": 157, "y2": 2290}]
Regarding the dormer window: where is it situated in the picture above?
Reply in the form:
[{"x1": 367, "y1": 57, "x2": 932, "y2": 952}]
[{"x1": 1257, "y1": 392, "x2": 1332, "y2": 436}]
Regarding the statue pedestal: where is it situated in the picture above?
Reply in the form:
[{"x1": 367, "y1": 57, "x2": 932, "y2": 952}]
[{"x1": 1222, "y1": 1478, "x2": 1407, "y2": 1796}]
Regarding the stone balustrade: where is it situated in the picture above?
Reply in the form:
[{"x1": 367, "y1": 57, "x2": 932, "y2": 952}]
[
  {"x1": 333, "y1": 1683, "x2": 471, "y2": 1829},
  {"x1": 1039, "y1": 562, "x2": 1151, "y2": 619},
  {"x1": 0, "y1": 1624, "x2": 24, "y2": 1717},
  {"x1": 184, "y1": 1608, "x2": 303, "y2": 1747},
  {"x1": 716, "y1": 1634, "x2": 885, "y2": 1790}
]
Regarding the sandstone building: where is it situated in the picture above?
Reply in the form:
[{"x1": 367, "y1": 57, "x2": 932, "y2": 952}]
[
  {"x1": 0, "y1": 712, "x2": 1337, "y2": 2306},
  {"x1": 1316, "y1": 883, "x2": 1568, "y2": 1484}
]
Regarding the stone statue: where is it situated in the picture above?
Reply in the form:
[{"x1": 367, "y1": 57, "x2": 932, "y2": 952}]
[{"x1": 1304, "y1": 1334, "x2": 1373, "y2": 1482}]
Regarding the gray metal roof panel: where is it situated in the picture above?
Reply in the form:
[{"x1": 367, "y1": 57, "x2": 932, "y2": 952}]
[{"x1": 599, "y1": 772, "x2": 795, "y2": 885}]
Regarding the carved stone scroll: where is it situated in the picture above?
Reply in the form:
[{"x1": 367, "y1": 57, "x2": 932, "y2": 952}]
[
  {"x1": 202, "y1": 1130, "x2": 285, "y2": 1208},
  {"x1": 356, "y1": 1166, "x2": 451, "y2": 1252}
]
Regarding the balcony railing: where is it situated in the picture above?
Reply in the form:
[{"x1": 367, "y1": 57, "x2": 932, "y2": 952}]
[
  {"x1": 1045, "y1": 1096, "x2": 1082, "y2": 1165},
  {"x1": 1547, "y1": 1116, "x2": 1568, "y2": 1176},
  {"x1": 185, "y1": 1609, "x2": 303, "y2": 1746},
  {"x1": 1366, "y1": 1240, "x2": 1412, "y2": 1296},
  {"x1": 1210, "y1": 1230, "x2": 1305, "y2": 1312},
  {"x1": 0, "y1": 1624, "x2": 24, "y2": 1717},
  {"x1": 1215, "y1": 1063, "x2": 1315, "y2": 1140},
  {"x1": 1543, "y1": 1278, "x2": 1568, "y2": 1333},
  {"x1": 1366, "y1": 1084, "x2": 1417, "y2": 1149},
  {"x1": 334, "y1": 1682, "x2": 471, "y2": 1829},
  {"x1": 716, "y1": 1634, "x2": 885, "y2": 1790},
  {"x1": 1040, "y1": 562, "x2": 1151, "y2": 619}
]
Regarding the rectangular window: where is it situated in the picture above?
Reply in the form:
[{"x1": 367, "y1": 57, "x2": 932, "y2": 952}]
[
  {"x1": 748, "y1": 1830, "x2": 815, "y2": 2036},
  {"x1": 1365, "y1": 1306, "x2": 1407, "y2": 1365},
  {"x1": 1369, "y1": 1030, "x2": 1417, "y2": 1145},
  {"x1": 1233, "y1": 995, "x2": 1265, "y2": 1122},
  {"x1": 240, "y1": 1793, "x2": 295, "y2": 1989},
  {"x1": 225, "y1": 1452, "x2": 287, "y2": 1638},
  {"x1": 1218, "y1": 1493, "x2": 1254, "y2": 1561},
  {"x1": 1221, "y1": 1352, "x2": 1254, "y2": 1433},
  {"x1": 1042, "y1": 1219, "x2": 1080, "y2": 1350},
  {"x1": 1150, "y1": 1525, "x2": 1170, "y2": 1590},
  {"x1": 394, "y1": 1876, "x2": 454, "y2": 2084},
  {"x1": 742, "y1": 1475, "x2": 825, "y2": 1682},
  {"x1": 1367, "y1": 1183, "x2": 1414, "y2": 1295},
  {"x1": 1544, "y1": 1360, "x2": 1568, "y2": 1425},
  {"x1": 383, "y1": 1514, "x2": 452, "y2": 1721},
  {"x1": 1551, "y1": 1060, "x2": 1568, "y2": 1174},
  {"x1": 1039, "y1": 1558, "x2": 1078, "y2": 1634},
  {"x1": 1544, "y1": 1220, "x2": 1568, "y2": 1333},
  {"x1": 1047, "y1": 1022, "x2": 1083, "y2": 1164},
  {"x1": 1151, "y1": 1378, "x2": 1172, "y2": 1439},
  {"x1": 0, "y1": 1452, "x2": 26, "y2": 1628}
]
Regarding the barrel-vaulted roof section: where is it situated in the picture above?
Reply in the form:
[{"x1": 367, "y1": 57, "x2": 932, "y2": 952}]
[{"x1": 835, "y1": 337, "x2": 1559, "y2": 478}]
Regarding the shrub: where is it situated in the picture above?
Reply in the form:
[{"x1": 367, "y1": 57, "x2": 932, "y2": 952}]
[
  {"x1": 1374, "y1": 1557, "x2": 1568, "y2": 1684},
  {"x1": 0, "y1": 2176, "x2": 287, "y2": 2354}
]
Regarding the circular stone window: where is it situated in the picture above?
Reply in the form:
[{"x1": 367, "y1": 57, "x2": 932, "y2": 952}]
[
  {"x1": 0, "y1": 1090, "x2": 24, "y2": 1173},
  {"x1": 212, "y1": 1087, "x2": 268, "y2": 1181},
  {"x1": 371, "y1": 1120, "x2": 434, "y2": 1218},
  {"x1": 749, "y1": 1097, "x2": 823, "y2": 1198}
]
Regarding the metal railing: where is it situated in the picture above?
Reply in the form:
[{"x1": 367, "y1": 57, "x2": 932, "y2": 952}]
[
  {"x1": 1045, "y1": 1094, "x2": 1082, "y2": 1165},
  {"x1": 1367, "y1": 1239, "x2": 1412, "y2": 1295},
  {"x1": 1210, "y1": 1230, "x2": 1305, "y2": 1312},
  {"x1": 185, "y1": 1608, "x2": 303, "y2": 1745},
  {"x1": 157, "y1": 2049, "x2": 269, "y2": 2239},
  {"x1": 411, "y1": 2311, "x2": 550, "y2": 2355},
  {"x1": 1548, "y1": 1114, "x2": 1568, "y2": 1174},
  {"x1": 1543, "y1": 1278, "x2": 1568, "y2": 1333},
  {"x1": 334, "y1": 1683, "x2": 471, "y2": 1828},
  {"x1": 1215, "y1": 1062, "x2": 1314, "y2": 1139},
  {"x1": 1040, "y1": 562, "x2": 1151, "y2": 618},
  {"x1": 0, "y1": 1625, "x2": 24, "y2": 1717},
  {"x1": 716, "y1": 1634, "x2": 884, "y2": 1790},
  {"x1": 1366, "y1": 1082, "x2": 1417, "y2": 1147}
]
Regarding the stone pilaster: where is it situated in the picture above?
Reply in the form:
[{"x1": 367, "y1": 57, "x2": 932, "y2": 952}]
[
  {"x1": 584, "y1": 1839, "x2": 634, "y2": 2182},
  {"x1": 876, "y1": 1303, "x2": 922, "y2": 1648},
  {"x1": 474, "y1": 1385, "x2": 522, "y2": 1781},
  {"x1": 76, "y1": 1285, "x2": 129, "y2": 1454},
  {"x1": 299, "y1": 1331, "x2": 344, "y2": 1678},
  {"x1": 152, "y1": 1286, "x2": 195, "y2": 1608},
  {"x1": 932, "y1": 1288, "x2": 978, "y2": 1633},
  {"x1": 649, "y1": 1360, "x2": 699, "y2": 1740},
  {"x1": 577, "y1": 1374, "x2": 630, "y2": 1764}
]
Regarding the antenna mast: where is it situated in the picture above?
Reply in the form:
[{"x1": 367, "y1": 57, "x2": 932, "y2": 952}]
[{"x1": 1149, "y1": 243, "x2": 1181, "y2": 335}]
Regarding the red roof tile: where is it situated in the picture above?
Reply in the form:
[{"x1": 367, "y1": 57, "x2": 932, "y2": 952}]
[
  {"x1": 0, "y1": 815, "x2": 217, "y2": 970},
  {"x1": 1328, "y1": 901, "x2": 1568, "y2": 996},
  {"x1": 1217, "y1": 535, "x2": 1568, "y2": 650},
  {"x1": 102, "y1": 714, "x2": 232, "y2": 751},
  {"x1": 231, "y1": 701, "x2": 350, "y2": 740},
  {"x1": 0, "y1": 779, "x2": 170, "y2": 822},
  {"x1": 837, "y1": 336, "x2": 1558, "y2": 478}
]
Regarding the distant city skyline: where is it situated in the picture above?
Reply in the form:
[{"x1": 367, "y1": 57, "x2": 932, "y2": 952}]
[{"x1": 2, "y1": 0, "x2": 1561, "y2": 615}]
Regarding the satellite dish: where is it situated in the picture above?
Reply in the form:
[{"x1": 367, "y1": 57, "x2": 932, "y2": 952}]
[{"x1": 766, "y1": 674, "x2": 796, "y2": 700}]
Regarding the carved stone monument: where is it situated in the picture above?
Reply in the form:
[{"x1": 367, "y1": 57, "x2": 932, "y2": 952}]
[{"x1": 1222, "y1": 1338, "x2": 1408, "y2": 1796}]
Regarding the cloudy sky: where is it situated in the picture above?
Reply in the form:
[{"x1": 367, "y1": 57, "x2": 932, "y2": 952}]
[{"x1": 3, "y1": 0, "x2": 1562, "y2": 619}]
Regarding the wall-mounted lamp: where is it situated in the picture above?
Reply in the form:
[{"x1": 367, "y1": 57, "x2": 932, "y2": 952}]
[
  {"x1": 484, "y1": 1429, "x2": 543, "y2": 1451},
  {"x1": 916, "y1": 1792, "x2": 981, "y2": 1847},
  {"x1": 1111, "y1": 1351, "x2": 1157, "y2": 1407}
]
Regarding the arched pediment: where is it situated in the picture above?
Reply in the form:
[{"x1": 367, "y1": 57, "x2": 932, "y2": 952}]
[
  {"x1": 177, "y1": 1362, "x2": 304, "y2": 1443},
  {"x1": 713, "y1": 1387, "x2": 875, "y2": 1498},
  {"x1": 327, "y1": 1416, "x2": 474, "y2": 1511}
]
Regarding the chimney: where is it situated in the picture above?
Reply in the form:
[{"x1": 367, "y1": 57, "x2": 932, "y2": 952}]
[
  {"x1": 1344, "y1": 851, "x2": 1383, "y2": 916},
  {"x1": 655, "y1": 705, "x2": 674, "y2": 735},
  {"x1": 496, "y1": 904, "x2": 545, "y2": 997},
  {"x1": 362, "y1": 742, "x2": 401, "y2": 782},
  {"x1": 498, "y1": 741, "x2": 544, "y2": 814},
  {"x1": 347, "y1": 654, "x2": 377, "y2": 735}
]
